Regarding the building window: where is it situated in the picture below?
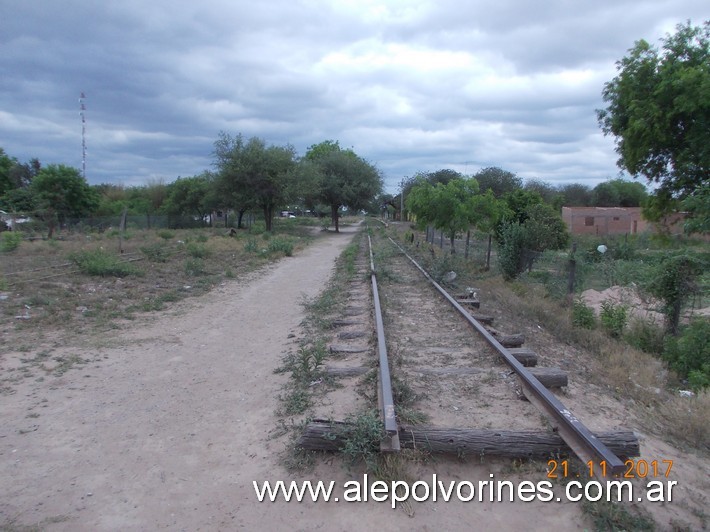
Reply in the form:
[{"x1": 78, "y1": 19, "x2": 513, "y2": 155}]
[
  {"x1": 613, "y1": 216, "x2": 620, "y2": 221},
  {"x1": 585, "y1": 216, "x2": 594, "y2": 226}
]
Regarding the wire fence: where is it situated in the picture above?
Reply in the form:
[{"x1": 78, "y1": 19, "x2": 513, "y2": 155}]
[
  {"x1": 418, "y1": 226, "x2": 705, "y2": 304},
  {"x1": 1, "y1": 212, "x2": 263, "y2": 235}
]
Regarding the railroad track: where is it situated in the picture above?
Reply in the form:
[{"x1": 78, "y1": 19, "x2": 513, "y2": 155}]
[{"x1": 298, "y1": 226, "x2": 638, "y2": 473}]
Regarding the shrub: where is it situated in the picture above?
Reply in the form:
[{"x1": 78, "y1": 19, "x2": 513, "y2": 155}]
[
  {"x1": 572, "y1": 299, "x2": 596, "y2": 329},
  {"x1": 157, "y1": 230, "x2": 174, "y2": 240},
  {"x1": 0, "y1": 231, "x2": 22, "y2": 252},
  {"x1": 69, "y1": 249, "x2": 139, "y2": 277},
  {"x1": 268, "y1": 237, "x2": 294, "y2": 256},
  {"x1": 663, "y1": 319, "x2": 710, "y2": 391},
  {"x1": 244, "y1": 238, "x2": 259, "y2": 253},
  {"x1": 140, "y1": 243, "x2": 170, "y2": 263},
  {"x1": 600, "y1": 300, "x2": 628, "y2": 338},
  {"x1": 624, "y1": 317, "x2": 665, "y2": 355},
  {"x1": 498, "y1": 222, "x2": 527, "y2": 280},
  {"x1": 186, "y1": 242, "x2": 210, "y2": 258},
  {"x1": 184, "y1": 257, "x2": 205, "y2": 276},
  {"x1": 341, "y1": 411, "x2": 386, "y2": 470}
]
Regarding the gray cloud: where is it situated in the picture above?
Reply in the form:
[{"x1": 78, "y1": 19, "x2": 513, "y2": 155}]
[{"x1": 1, "y1": 0, "x2": 706, "y2": 192}]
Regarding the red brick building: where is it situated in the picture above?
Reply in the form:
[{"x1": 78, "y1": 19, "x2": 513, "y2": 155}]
[{"x1": 562, "y1": 207, "x2": 648, "y2": 236}]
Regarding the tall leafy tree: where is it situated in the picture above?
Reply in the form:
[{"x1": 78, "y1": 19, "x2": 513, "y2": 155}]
[
  {"x1": 306, "y1": 141, "x2": 382, "y2": 232},
  {"x1": 214, "y1": 132, "x2": 296, "y2": 231},
  {"x1": 502, "y1": 189, "x2": 543, "y2": 225},
  {"x1": 473, "y1": 167, "x2": 522, "y2": 198},
  {"x1": 592, "y1": 178, "x2": 647, "y2": 207},
  {"x1": 597, "y1": 21, "x2": 710, "y2": 217},
  {"x1": 524, "y1": 179, "x2": 562, "y2": 207},
  {"x1": 682, "y1": 184, "x2": 710, "y2": 234},
  {"x1": 163, "y1": 173, "x2": 214, "y2": 222},
  {"x1": 0, "y1": 148, "x2": 16, "y2": 196},
  {"x1": 558, "y1": 183, "x2": 593, "y2": 206},
  {"x1": 30, "y1": 164, "x2": 98, "y2": 237},
  {"x1": 214, "y1": 133, "x2": 252, "y2": 228}
]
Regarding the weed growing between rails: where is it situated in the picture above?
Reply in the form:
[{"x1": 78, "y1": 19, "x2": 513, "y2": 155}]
[
  {"x1": 275, "y1": 228, "x2": 423, "y2": 493},
  {"x1": 276, "y1": 234, "x2": 363, "y2": 468}
]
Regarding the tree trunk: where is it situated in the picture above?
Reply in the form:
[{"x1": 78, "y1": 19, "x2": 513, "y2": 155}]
[
  {"x1": 263, "y1": 205, "x2": 273, "y2": 232},
  {"x1": 486, "y1": 234, "x2": 492, "y2": 270},
  {"x1": 449, "y1": 231, "x2": 456, "y2": 254},
  {"x1": 297, "y1": 421, "x2": 640, "y2": 459},
  {"x1": 331, "y1": 204, "x2": 340, "y2": 233}
]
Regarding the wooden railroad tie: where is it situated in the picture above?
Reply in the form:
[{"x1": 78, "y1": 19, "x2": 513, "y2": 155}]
[{"x1": 298, "y1": 420, "x2": 639, "y2": 459}]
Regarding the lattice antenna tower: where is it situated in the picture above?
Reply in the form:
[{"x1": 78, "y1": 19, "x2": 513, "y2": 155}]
[{"x1": 79, "y1": 92, "x2": 87, "y2": 179}]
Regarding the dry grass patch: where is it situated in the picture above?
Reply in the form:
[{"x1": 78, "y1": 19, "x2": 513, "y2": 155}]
[
  {"x1": 1, "y1": 225, "x2": 313, "y2": 364},
  {"x1": 652, "y1": 390, "x2": 710, "y2": 452},
  {"x1": 475, "y1": 276, "x2": 710, "y2": 454}
]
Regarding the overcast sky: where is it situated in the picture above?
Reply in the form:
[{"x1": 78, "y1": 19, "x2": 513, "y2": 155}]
[{"x1": 1, "y1": 1, "x2": 707, "y2": 193}]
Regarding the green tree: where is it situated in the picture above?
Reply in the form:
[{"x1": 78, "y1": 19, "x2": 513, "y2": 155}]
[
  {"x1": 647, "y1": 254, "x2": 705, "y2": 335},
  {"x1": 597, "y1": 21, "x2": 710, "y2": 217},
  {"x1": 306, "y1": 141, "x2": 382, "y2": 232},
  {"x1": 558, "y1": 183, "x2": 593, "y2": 206},
  {"x1": 502, "y1": 189, "x2": 543, "y2": 225},
  {"x1": 523, "y1": 203, "x2": 569, "y2": 252},
  {"x1": 304, "y1": 139, "x2": 342, "y2": 162},
  {"x1": 163, "y1": 173, "x2": 213, "y2": 223},
  {"x1": 592, "y1": 178, "x2": 647, "y2": 207},
  {"x1": 8, "y1": 158, "x2": 40, "y2": 189},
  {"x1": 214, "y1": 133, "x2": 296, "y2": 231},
  {"x1": 214, "y1": 133, "x2": 253, "y2": 228},
  {"x1": 30, "y1": 164, "x2": 99, "y2": 237},
  {"x1": 0, "y1": 187, "x2": 36, "y2": 212},
  {"x1": 496, "y1": 203, "x2": 569, "y2": 279},
  {"x1": 1, "y1": 154, "x2": 39, "y2": 213},
  {"x1": 407, "y1": 177, "x2": 500, "y2": 253},
  {"x1": 524, "y1": 179, "x2": 562, "y2": 207},
  {"x1": 0, "y1": 148, "x2": 15, "y2": 196},
  {"x1": 93, "y1": 183, "x2": 129, "y2": 216},
  {"x1": 473, "y1": 167, "x2": 522, "y2": 198},
  {"x1": 682, "y1": 184, "x2": 710, "y2": 234}
]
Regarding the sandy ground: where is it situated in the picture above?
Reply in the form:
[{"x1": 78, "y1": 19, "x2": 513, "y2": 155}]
[{"x1": 2, "y1": 226, "x2": 706, "y2": 531}]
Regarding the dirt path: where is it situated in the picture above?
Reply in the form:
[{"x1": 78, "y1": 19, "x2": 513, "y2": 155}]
[{"x1": 2, "y1": 228, "x2": 363, "y2": 530}]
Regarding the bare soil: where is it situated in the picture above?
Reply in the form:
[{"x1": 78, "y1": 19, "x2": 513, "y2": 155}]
[{"x1": 1, "y1": 224, "x2": 708, "y2": 531}]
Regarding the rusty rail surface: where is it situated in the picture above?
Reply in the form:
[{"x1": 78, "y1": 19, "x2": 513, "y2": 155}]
[{"x1": 388, "y1": 237, "x2": 625, "y2": 475}]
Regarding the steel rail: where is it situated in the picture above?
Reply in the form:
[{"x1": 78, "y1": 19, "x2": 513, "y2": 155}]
[
  {"x1": 388, "y1": 237, "x2": 626, "y2": 475},
  {"x1": 368, "y1": 234, "x2": 399, "y2": 441}
]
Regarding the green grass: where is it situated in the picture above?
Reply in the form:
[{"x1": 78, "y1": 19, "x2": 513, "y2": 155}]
[
  {"x1": 68, "y1": 249, "x2": 141, "y2": 277},
  {"x1": 1, "y1": 232, "x2": 23, "y2": 252}
]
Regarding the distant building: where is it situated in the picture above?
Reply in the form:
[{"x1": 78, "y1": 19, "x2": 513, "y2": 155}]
[
  {"x1": 562, "y1": 206, "x2": 693, "y2": 237},
  {"x1": 562, "y1": 207, "x2": 647, "y2": 236}
]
